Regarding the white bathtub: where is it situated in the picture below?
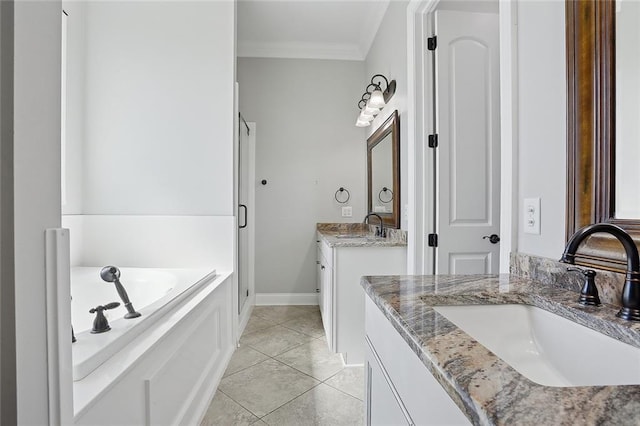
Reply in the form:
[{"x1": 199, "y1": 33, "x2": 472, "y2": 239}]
[{"x1": 71, "y1": 266, "x2": 216, "y2": 381}]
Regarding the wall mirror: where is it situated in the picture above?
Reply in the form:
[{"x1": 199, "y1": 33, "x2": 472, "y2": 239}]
[
  {"x1": 566, "y1": 0, "x2": 640, "y2": 271},
  {"x1": 367, "y1": 110, "x2": 400, "y2": 229}
]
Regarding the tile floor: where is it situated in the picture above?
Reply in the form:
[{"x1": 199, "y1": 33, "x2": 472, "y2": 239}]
[{"x1": 201, "y1": 305, "x2": 365, "y2": 426}]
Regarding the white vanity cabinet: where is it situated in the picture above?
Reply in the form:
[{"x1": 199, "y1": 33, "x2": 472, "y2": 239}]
[
  {"x1": 316, "y1": 233, "x2": 406, "y2": 365},
  {"x1": 364, "y1": 296, "x2": 470, "y2": 425}
]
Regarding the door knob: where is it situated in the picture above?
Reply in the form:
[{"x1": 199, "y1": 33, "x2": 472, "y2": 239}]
[{"x1": 483, "y1": 234, "x2": 500, "y2": 244}]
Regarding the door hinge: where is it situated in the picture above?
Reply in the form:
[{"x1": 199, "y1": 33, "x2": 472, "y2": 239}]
[
  {"x1": 246, "y1": 289, "x2": 249, "y2": 297},
  {"x1": 427, "y1": 36, "x2": 437, "y2": 51},
  {"x1": 428, "y1": 233, "x2": 438, "y2": 247},
  {"x1": 428, "y1": 134, "x2": 438, "y2": 148}
]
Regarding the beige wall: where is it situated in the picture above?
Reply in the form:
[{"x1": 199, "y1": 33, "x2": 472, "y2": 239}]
[
  {"x1": 238, "y1": 57, "x2": 366, "y2": 295},
  {"x1": 515, "y1": 0, "x2": 567, "y2": 259},
  {"x1": 365, "y1": 1, "x2": 409, "y2": 230}
]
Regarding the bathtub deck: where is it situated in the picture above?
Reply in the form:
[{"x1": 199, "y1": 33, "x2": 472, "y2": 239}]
[{"x1": 201, "y1": 305, "x2": 364, "y2": 425}]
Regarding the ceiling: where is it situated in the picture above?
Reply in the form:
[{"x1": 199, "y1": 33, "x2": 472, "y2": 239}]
[{"x1": 237, "y1": 0, "x2": 391, "y2": 61}]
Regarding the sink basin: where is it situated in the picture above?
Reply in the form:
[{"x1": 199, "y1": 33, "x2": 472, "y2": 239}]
[{"x1": 433, "y1": 304, "x2": 640, "y2": 387}]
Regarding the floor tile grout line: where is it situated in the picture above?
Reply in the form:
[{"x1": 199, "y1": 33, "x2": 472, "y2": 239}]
[
  {"x1": 321, "y1": 378, "x2": 364, "y2": 402},
  {"x1": 221, "y1": 360, "x2": 323, "y2": 420},
  {"x1": 321, "y1": 366, "x2": 345, "y2": 383},
  {"x1": 256, "y1": 382, "x2": 324, "y2": 421},
  {"x1": 238, "y1": 342, "x2": 277, "y2": 358},
  {"x1": 222, "y1": 343, "x2": 325, "y2": 384},
  {"x1": 219, "y1": 350, "x2": 286, "y2": 418},
  {"x1": 241, "y1": 327, "x2": 316, "y2": 358},
  {"x1": 216, "y1": 370, "x2": 363, "y2": 423},
  {"x1": 217, "y1": 388, "x2": 262, "y2": 421},
  {"x1": 214, "y1": 306, "x2": 361, "y2": 424},
  {"x1": 249, "y1": 339, "x2": 309, "y2": 358},
  {"x1": 221, "y1": 355, "x2": 272, "y2": 380},
  {"x1": 245, "y1": 355, "x2": 320, "y2": 423},
  {"x1": 278, "y1": 323, "x2": 325, "y2": 338},
  {"x1": 269, "y1": 357, "x2": 325, "y2": 383},
  {"x1": 250, "y1": 313, "x2": 310, "y2": 326},
  {"x1": 272, "y1": 350, "x2": 346, "y2": 382},
  {"x1": 242, "y1": 323, "x2": 314, "y2": 342},
  {"x1": 240, "y1": 324, "x2": 279, "y2": 339},
  {"x1": 257, "y1": 379, "x2": 363, "y2": 422}
]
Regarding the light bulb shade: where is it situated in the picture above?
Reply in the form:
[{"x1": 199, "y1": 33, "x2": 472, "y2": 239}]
[
  {"x1": 364, "y1": 103, "x2": 380, "y2": 115},
  {"x1": 355, "y1": 117, "x2": 371, "y2": 127},
  {"x1": 359, "y1": 110, "x2": 374, "y2": 121},
  {"x1": 368, "y1": 89, "x2": 386, "y2": 109}
]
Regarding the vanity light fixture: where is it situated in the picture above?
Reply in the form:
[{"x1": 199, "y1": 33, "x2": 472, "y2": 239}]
[
  {"x1": 355, "y1": 116, "x2": 371, "y2": 127},
  {"x1": 355, "y1": 74, "x2": 396, "y2": 127},
  {"x1": 359, "y1": 107, "x2": 375, "y2": 121},
  {"x1": 356, "y1": 97, "x2": 374, "y2": 127}
]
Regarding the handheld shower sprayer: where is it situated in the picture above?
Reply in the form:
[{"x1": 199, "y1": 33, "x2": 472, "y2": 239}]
[{"x1": 100, "y1": 265, "x2": 142, "y2": 319}]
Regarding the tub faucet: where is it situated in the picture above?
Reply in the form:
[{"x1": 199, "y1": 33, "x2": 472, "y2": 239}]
[
  {"x1": 89, "y1": 302, "x2": 120, "y2": 333},
  {"x1": 560, "y1": 223, "x2": 640, "y2": 321},
  {"x1": 364, "y1": 212, "x2": 385, "y2": 237},
  {"x1": 100, "y1": 266, "x2": 142, "y2": 319}
]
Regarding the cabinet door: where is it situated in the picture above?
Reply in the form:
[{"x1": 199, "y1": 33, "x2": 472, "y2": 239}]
[
  {"x1": 366, "y1": 348, "x2": 411, "y2": 426},
  {"x1": 322, "y1": 263, "x2": 334, "y2": 351},
  {"x1": 365, "y1": 298, "x2": 470, "y2": 425},
  {"x1": 317, "y1": 260, "x2": 323, "y2": 316}
]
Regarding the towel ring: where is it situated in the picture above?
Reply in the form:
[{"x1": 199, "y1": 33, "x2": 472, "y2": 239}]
[
  {"x1": 334, "y1": 187, "x2": 350, "y2": 204},
  {"x1": 378, "y1": 187, "x2": 393, "y2": 203}
]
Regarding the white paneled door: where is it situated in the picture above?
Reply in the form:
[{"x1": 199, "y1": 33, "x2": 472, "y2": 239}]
[{"x1": 435, "y1": 10, "x2": 501, "y2": 274}]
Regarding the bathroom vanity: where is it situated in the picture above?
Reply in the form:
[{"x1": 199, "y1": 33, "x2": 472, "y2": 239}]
[
  {"x1": 316, "y1": 223, "x2": 406, "y2": 365},
  {"x1": 362, "y1": 274, "x2": 640, "y2": 425}
]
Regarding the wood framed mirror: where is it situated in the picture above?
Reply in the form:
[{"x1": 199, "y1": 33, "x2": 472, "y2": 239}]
[
  {"x1": 367, "y1": 110, "x2": 400, "y2": 229},
  {"x1": 566, "y1": 0, "x2": 640, "y2": 272}
]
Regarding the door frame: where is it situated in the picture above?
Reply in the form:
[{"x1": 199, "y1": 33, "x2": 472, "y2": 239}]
[{"x1": 406, "y1": 0, "x2": 518, "y2": 274}]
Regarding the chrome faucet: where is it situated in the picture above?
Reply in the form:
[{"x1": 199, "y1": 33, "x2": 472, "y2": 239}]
[
  {"x1": 560, "y1": 223, "x2": 640, "y2": 321},
  {"x1": 363, "y1": 212, "x2": 385, "y2": 237},
  {"x1": 100, "y1": 266, "x2": 142, "y2": 319}
]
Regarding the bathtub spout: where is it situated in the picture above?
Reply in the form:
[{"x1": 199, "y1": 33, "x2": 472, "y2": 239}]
[{"x1": 100, "y1": 266, "x2": 142, "y2": 319}]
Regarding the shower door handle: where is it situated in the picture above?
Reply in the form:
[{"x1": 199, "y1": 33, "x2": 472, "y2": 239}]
[{"x1": 239, "y1": 204, "x2": 248, "y2": 229}]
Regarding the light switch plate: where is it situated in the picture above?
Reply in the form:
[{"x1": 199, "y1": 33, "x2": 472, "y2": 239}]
[
  {"x1": 342, "y1": 206, "x2": 353, "y2": 217},
  {"x1": 524, "y1": 198, "x2": 541, "y2": 235}
]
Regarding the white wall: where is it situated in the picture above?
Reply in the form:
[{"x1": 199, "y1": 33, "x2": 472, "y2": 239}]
[
  {"x1": 13, "y1": 1, "x2": 62, "y2": 424},
  {"x1": 515, "y1": 0, "x2": 567, "y2": 259},
  {"x1": 365, "y1": 0, "x2": 409, "y2": 230},
  {"x1": 61, "y1": 1, "x2": 86, "y2": 215},
  {"x1": 62, "y1": 215, "x2": 234, "y2": 271},
  {"x1": 237, "y1": 58, "x2": 366, "y2": 295},
  {"x1": 62, "y1": 1, "x2": 236, "y2": 272},
  {"x1": 80, "y1": 1, "x2": 234, "y2": 215}
]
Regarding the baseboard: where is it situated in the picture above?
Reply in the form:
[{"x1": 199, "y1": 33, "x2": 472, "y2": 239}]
[{"x1": 255, "y1": 293, "x2": 319, "y2": 306}]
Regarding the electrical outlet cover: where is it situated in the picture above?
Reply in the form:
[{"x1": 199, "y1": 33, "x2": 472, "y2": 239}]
[{"x1": 523, "y1": 198, "x2": 541, "y2": 235}]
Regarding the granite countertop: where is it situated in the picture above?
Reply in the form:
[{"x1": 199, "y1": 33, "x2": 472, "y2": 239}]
[
  {"x1": 317, "y1": 223, "x2": 407, "y2": 248},
  {"x1": 361, "y1": 274, "x2": 640, "y2": 425}
]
